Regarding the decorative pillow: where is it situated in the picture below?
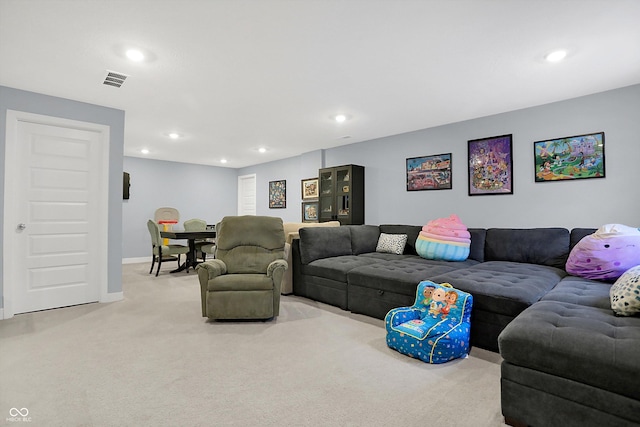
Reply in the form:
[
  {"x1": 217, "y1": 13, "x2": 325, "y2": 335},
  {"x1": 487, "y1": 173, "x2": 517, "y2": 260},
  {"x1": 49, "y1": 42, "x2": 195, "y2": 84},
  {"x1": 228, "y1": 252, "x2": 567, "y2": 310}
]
[
  {"x1": 566, "y1": 224, "x2": 640, "y2": 281},
  {"x1": 415, "y1": 214, "x2": 471, "y2": 261},
  {"x1": 610, "y1": 265, "x2": 640, "y2": 316},
  {"x1": 376, "y1": 233, "x2": 407, "y2": 255}
]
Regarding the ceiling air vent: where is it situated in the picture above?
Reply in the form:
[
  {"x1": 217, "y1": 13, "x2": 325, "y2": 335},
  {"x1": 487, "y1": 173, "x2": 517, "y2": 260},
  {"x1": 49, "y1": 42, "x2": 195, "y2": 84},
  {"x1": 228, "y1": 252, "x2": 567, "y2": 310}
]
[{"x1": 103, "y1": 70, "x2": 129, "y2": 88}]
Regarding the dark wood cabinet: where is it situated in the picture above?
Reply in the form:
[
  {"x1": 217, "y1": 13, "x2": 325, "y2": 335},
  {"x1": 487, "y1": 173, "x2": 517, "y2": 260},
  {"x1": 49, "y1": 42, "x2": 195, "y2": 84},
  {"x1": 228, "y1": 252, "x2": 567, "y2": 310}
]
[{"x1": 318, "y1": 164, "x2": 364, "y2": 225}]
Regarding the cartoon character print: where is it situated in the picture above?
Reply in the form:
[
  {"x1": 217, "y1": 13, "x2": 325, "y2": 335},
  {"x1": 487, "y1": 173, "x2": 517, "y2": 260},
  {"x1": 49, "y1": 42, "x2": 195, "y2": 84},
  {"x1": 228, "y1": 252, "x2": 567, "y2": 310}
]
[
  {"x1": 428, "y1": 288, "x2": 447, "y2": 317},
  {"x1": 439, "y1": 290, "x2": 459, "y2": 319},
  {"x1": 421, "y1": 285, "x2": 435, "y2": 309}
]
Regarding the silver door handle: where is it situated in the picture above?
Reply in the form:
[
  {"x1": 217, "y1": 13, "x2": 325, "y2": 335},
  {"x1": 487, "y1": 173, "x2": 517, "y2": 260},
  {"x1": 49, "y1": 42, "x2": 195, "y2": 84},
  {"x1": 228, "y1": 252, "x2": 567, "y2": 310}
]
[{"x1": 17, "y1": 223, "x2": 26, "y2": 230}]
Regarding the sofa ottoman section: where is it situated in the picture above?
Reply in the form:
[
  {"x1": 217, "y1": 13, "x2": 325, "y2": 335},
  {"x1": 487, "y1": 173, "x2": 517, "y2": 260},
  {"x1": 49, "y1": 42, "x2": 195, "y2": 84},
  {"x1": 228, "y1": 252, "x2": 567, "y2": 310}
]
[{"x1": 498, "y1": 300, "x2": 640, "y2": 426}]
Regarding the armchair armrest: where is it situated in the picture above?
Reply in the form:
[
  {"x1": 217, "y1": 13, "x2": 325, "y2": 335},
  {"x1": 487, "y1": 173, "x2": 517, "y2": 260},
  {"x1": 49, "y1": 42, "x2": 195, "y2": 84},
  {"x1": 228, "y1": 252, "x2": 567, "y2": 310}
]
[
  {"x1": 384, "y1": 307, "x2": 422, "y2": 332},
  {"x1": 267, "y1": 259, "x2": 288, "y2": 277},
  {"x1": 196, "y1": 259, "x2": 227, "y2": 280}
]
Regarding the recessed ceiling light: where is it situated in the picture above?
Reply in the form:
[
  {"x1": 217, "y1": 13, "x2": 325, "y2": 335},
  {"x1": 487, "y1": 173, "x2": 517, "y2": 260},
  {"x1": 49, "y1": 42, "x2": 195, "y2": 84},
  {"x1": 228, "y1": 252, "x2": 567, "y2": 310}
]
[
  {"x1": 126, "y1": 49, "x2": 145, "y2": 62},
  {"x1": 258, "y1": 147, "x2": 267, "y2": 153},
  {"x1": 141, "y1": 148, "x2": 149, "y2": 154},
  {"x1": 220, "y1": 159, "x2": 228, "y2": 164},
  {"x1": 168, "y1": 132, "x2": 181, "y2": 139},
  {"x1": 545, "y1": 50, "x2": 567, "y2": 62},
  {"x1": 334, "y1": 114, "x2": 348, "y2": 123}
]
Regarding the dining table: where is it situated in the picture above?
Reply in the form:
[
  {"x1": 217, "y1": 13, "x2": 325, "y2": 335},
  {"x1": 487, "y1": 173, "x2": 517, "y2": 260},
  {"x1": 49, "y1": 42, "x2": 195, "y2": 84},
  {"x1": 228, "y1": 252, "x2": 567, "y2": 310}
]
[{"x1": 160, "y1": 229, "x2": 216, "y2": 273}]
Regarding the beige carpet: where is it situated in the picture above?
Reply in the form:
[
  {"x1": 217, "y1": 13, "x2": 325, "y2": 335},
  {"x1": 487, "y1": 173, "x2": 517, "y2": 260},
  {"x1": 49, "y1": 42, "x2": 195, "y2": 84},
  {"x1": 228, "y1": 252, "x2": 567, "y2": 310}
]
[{"x1": 0, "y1": 263, "x2": 506, "y2": 427}]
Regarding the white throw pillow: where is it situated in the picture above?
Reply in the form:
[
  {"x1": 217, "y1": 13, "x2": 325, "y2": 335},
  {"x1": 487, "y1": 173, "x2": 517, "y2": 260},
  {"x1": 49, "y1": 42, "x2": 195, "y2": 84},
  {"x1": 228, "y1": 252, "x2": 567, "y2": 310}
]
[
  {"x1": 376, "y1": 233, "x2": 408, "y2": 255},
  {"x1": 610, "y1": 265, "x2": 640, "y2": 316}
]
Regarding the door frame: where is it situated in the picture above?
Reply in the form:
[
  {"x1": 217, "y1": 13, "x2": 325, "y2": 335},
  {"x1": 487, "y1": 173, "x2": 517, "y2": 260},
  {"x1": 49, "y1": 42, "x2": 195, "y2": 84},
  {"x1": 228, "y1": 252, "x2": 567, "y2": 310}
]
[{"x1": 3, "y1": 110, "x2": 110, "y2": 319}]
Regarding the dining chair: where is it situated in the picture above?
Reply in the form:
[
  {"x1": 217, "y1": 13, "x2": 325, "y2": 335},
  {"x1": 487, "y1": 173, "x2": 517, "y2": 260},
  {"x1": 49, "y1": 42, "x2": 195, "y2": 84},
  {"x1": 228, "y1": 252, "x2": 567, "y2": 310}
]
[
  {"x1": 183, "y1": 218, "x2": 210, "y2": 263},
  {"x1": 200, "y1": 224, "x2": 216, "y2": 260},
  {"x1": 155, "y1": 207, "x2": 180, "y2": 245},
  {"x1": 147, "y1": 220, "x2": 189, "y2": 276}
]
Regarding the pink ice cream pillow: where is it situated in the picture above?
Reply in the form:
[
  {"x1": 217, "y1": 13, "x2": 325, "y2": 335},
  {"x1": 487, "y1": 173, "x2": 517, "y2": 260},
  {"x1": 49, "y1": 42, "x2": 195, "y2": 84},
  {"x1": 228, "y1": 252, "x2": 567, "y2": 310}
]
[
  {"x1": 415, "y1": 214, "x2": 471, "y2": 261},
  {"x1": 566, "y1": 224, "x2": 640, "y2": 281}
]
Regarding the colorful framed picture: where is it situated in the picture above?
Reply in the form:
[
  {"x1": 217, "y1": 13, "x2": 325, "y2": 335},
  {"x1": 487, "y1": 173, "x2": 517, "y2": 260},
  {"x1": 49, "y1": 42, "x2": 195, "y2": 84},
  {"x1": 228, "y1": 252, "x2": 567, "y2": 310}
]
[
  {"x1": 301, "y1": 177, "x2": 319, "y2": 200},
  {"x1": 534, "y1": 132, "x2": 605, "y2": 182},
  {"x1": 468, "y1": 134, "x2": 513, "y2": 196},
  {"x1": 302, "y1": 201, "x2": 319, "y2": 223},
  {"x1": 268, "y1": 180, "x2": 286, "y2": 208},
  {"x1": 406, "y1": 153, "x2": 452, "y2": 191}
]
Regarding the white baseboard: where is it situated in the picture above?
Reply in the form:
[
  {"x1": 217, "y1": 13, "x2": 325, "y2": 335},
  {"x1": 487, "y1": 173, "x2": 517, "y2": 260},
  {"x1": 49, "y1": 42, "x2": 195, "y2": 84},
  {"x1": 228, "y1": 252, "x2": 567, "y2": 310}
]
[
  {"x1": 123, "y1": 257, "x2": 149, "y2": 264},
  {"x1": 101, "y1": 291, "x2": 124, "y2": 303}
]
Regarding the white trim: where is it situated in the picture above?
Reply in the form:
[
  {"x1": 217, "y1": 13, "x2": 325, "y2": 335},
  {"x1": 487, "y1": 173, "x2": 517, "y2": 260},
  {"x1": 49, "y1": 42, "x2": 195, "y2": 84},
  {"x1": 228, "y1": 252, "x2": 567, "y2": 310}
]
[
  {"x1": 100, "y1": 291, "x2": 124, "y2": 303},
  {"x1": 3, "y1": 110, "x2": 110, "y2": 318},
  {"x1": 123, "y1": 257, "x2": 149, "y2": 264}
]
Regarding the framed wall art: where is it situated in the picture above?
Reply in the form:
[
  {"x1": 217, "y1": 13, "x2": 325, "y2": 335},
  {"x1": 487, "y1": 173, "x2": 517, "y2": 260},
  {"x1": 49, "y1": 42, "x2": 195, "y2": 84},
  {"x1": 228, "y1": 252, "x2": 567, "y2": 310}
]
[
  {"x1": 301, "y1": 177, "x2": 319, "y2": 200},
  {"x1": 268, "y1": 180, "x2": 286, "y2": 208},
  {"x1": 302, "y1": 201, "x2": 319, "y2": 223},
  {"x1": 406, "y1": 153, "x2": 452, "y2": 191},
  {"x1": 468, "y1": 134, "x2": 513, "y2": 196},
  {"x1": 534, "y1": 132, "x2": 605, "y2": 182}
]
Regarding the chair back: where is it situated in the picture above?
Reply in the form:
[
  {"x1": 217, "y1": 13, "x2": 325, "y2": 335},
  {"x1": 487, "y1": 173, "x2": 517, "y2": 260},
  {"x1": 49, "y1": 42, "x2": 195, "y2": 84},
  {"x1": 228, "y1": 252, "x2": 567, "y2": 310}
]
[
  {"x1": 216, "y1": 216, "x2": 285, "y2": 274},
  {"x1": 184, "y1": 218, "x2": 207, "y2": 231},
  {"x1": 147, "y1": 220, "x2": 161, "y2": 247},
  {"x1": 154, "y1": 207, "x2": 179, "y2": 223}
]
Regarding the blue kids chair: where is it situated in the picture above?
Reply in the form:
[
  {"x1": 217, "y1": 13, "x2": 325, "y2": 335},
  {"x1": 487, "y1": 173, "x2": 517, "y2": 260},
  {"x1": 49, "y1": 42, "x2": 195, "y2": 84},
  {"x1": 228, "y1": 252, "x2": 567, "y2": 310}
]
[{"x1": 385, "y1": 280, "x2": 473, "y2": 364}]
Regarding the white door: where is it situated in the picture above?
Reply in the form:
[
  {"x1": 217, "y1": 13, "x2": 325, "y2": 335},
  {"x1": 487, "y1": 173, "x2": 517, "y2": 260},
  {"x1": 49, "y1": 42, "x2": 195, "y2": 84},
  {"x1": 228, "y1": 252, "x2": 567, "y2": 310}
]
[
  {"x1": 237, "y1": 174, "x2": 256, "y2": 215},
  {"x1": 3, "y1": 111, "x2": 109, "y2": 317}
]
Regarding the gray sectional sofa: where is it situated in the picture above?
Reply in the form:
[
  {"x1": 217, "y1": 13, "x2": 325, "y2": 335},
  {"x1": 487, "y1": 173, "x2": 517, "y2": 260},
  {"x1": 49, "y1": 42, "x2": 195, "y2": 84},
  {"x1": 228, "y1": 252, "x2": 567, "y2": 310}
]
[{"x1": 290, "y1": 224, "x2": 640, "y2": 427}]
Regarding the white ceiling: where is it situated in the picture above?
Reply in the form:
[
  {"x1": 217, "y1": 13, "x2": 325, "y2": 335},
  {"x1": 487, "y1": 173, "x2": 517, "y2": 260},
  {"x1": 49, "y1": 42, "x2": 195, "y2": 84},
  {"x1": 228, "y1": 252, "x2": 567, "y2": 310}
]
[{"x1": 1, "y1": 0, "x2": 639, "y2": 168}]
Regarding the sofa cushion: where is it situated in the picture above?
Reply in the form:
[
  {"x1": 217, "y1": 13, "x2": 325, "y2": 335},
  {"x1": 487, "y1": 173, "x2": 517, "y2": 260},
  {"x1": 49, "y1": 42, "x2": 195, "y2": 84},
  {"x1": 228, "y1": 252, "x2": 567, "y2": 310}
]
[
  {"x1": 379, "y1": 224, "x2": 422, "y2": 255},
  {"x1": 301, "y1": 256, "x2": 377, "y2": 282},
  {"x1": 299, "y1": 226, "x2": 352, "y2": 264},
  {"x1": 484, "y1": 228, "x2": 570, "y2": 269},
  {"x1": 610, "y1": 265, "x2": 640, "y2": 316},
  {"x1": 347, "y1": 260, "x2": 464, "y2": 296},
  {"x1": 347, "y1": 225, "x2": 380, "y2": 255},
  {"x1": 468, "y1": 228, "x2": 487, "y2": 262},
  {"x1": 376, "y1": 232, "x2": 408, "y2": 255},
  {"x1": 541, "y1": 276, "x2": 612, "y2": 310},
  {"x1": 498, "y1": 300, "x2": 640, "y2": 401},
  {"x1": 430, "y1": 261, "x2": 566, "y2": 317},
  {"x1": 570, "y1": 227, "x2": 597, "y2": 249}
]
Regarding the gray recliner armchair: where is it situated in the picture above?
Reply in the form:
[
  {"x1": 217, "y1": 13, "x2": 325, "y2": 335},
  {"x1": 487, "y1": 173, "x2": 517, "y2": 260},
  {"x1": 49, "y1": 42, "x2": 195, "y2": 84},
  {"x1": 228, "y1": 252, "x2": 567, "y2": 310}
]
[{"x1": 196, "y1": 216, "x2": 288, "y2": 320}]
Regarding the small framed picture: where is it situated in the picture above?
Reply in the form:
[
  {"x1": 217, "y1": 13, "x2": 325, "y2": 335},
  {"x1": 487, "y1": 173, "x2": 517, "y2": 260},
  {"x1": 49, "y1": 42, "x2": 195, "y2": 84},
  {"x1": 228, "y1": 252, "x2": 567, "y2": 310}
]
[
  {"x1": 301, "y1": 177, "x2": 319, "y2": 200},
  {"x1": 534, "y1": 132, "x2": 605, "y2": 182},
  {"x1": 406, "y1": 153, "x2": 452, "y2": 191},
  {"x1": 269, "y1": 180, "x2": 286, "y2": 208},
  {"x1": 302, "y1": 201, "x2": 319, "y2": 223},
  {"x1": 468, "y1": 134, "x2": 513, "y2": 196}
]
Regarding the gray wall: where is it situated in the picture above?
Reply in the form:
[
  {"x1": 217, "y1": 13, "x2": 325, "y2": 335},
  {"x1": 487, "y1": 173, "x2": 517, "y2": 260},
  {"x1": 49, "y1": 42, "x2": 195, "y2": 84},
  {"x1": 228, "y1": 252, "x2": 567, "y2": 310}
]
[
  {"x1": 0, "y1": 86, "x2": 125, "y2": 308},
  {"x1": 122, "y1": 157, "x2": 238, "y2": 258},
  {"x1": 244, "y1": 84, "x2": 640, "y2": 229}
]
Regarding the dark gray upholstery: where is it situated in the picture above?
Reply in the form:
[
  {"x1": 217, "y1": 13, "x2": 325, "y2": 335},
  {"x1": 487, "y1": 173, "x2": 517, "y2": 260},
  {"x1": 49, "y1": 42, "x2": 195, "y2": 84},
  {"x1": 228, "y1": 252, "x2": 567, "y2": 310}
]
[
  {"x1": 541, "y1": 275, "x2": 612, "y2": 309},
  {"x1": 299, "y1": 226, "x2": 352, "y2": 264},
  {"x1": 499, "y1": 300, "x2": 640, "y2": 425},
  {"x1": 468, "y1": 228, "x2": 487, "y2": 262},
  {"x1": 431, "y1": 261, "x2": 566, "y2": 317},
  {"x1": 347, "y1": 224, "x2": 380, "y2": 254},
  {"x1": 485, "y1": 227, "x2": 570, "y2": 269}
]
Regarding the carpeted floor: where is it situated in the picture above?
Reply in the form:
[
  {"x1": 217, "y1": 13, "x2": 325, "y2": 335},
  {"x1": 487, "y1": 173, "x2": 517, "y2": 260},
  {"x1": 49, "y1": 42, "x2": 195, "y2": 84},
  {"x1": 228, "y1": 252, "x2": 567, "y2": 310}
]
[{"x1": 0, "y1": 263, "x2": 506, "y2": 426}]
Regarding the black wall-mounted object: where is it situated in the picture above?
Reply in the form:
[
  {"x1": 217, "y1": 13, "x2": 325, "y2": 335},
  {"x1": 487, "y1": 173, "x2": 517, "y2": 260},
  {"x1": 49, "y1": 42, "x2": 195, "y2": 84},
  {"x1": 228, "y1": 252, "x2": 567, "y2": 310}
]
[{"x1": 123, "y1": 171, "x2": 130, "y2": 200}]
